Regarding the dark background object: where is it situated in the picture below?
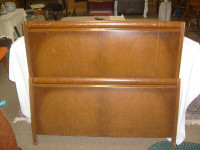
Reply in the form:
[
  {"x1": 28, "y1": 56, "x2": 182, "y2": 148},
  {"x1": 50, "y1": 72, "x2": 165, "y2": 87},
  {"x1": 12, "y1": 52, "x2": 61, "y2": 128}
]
[
  {"x1": 0, "y1": 38, "x2": 12, "y2": 49},
  {"x1": 117, "y1": 0, "x2": 144, "y2": 15}
]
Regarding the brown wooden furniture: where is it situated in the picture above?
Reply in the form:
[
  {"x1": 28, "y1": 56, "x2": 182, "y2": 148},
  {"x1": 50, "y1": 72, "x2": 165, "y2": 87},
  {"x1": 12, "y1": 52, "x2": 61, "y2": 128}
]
[
  {"x1": 23, "y1": 21, "x2": 185, "y2": 148},
  {"x1": 62, "y1": 0, "x2": 87, "y2": 16},
  {"x1": 0, "y1": 47, "x2": 9, "y2": 73},
  {"x1": 29, "y1": 0, "x2": 67, "y2": 20},
  {"x1": 0, "y1": 110, "x2": 19, "y2": 150},
  {"x1": 171, "y1": 0, "x2": 187, "y2": 21},
  {"x1": 72, "y1": 0, "x2": 88, "y2": 16},
  {"x1": 88, "y1": 0, "x2": 114, "y2": 16},
  {"x1": 30, "y1": 0, "x2": 56, "y2": 5},
  {"x1": 184, "y1": 0, "x2": 200, "y2": 35}
]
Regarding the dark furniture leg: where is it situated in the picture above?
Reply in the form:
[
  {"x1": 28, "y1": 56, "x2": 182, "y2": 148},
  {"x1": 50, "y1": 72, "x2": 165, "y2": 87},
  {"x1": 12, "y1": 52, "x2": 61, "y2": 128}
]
[{"x1": 14, "y1": 26, "x2": 21, "y2": 38}]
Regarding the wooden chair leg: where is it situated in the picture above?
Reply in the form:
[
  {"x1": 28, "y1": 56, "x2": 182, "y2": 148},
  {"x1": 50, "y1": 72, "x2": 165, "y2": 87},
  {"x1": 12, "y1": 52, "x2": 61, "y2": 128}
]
[
  {"x1": 2, "y1": 57, "x2": 8, "y2": 73},
  {"x1": 181, "y1": 13, "x2": 186, "y2": 21},
  {"x1": 171, "y1": 8, "x2": 177, "y2": 20},
  {"x1": 72, "y1": 8, "x2": 76, "y2": 16},
  {"x1": 171, "y1": 142, "x2": 176, "y2": 149},
  {"x1": 197, "y1": 18, "x2": 200, "y2": 30},
  {"x1": 186, "y1": 17, "x2": 192, "y2": 35},
  {"x1": 54, "y1": 11, "x2": 58, "y2": 20}
]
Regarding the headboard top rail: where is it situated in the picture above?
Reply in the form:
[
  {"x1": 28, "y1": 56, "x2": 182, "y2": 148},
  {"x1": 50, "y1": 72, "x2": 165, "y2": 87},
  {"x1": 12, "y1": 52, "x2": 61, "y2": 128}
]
[{"x1": 24, "y1": 21, "x2": 184, "y2": 30}]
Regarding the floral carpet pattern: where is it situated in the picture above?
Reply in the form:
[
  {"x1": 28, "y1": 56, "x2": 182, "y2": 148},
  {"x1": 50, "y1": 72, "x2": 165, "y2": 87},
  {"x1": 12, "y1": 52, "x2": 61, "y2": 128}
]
[{"x1": 186, "y1": 94, "x2": 200, "y2": 125}]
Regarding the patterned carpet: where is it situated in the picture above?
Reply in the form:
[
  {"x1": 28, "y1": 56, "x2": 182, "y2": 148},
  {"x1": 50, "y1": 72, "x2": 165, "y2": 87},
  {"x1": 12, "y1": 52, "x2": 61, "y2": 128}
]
[
  {"x1": 186, "y1": 95, "x2": 200, "y2": 125},
  {"x1": 148, "y1": 141, "x2": 200, "y2": 150}
]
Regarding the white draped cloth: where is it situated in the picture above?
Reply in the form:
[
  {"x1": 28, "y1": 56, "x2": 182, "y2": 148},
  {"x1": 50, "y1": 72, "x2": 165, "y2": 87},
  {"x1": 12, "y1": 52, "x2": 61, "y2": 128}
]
[
  {"x1": 0, "y1": 9, "x2": 27, "y2": 41},
  {"x1": 9, "y1": 36, "x2": 200, "y2": 145},
  {"x1": 9, "y1": 37, "x2": 30, "y2": 118},
  {"x1": 174, "y1": 37, "x2": 200, "y2": 144}
]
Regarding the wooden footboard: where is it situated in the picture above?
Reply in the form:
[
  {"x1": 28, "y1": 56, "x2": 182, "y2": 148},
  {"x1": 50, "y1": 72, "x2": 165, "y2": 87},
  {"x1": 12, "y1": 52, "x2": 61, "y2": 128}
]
[{"x1": 24, "y1": 21, "x2": 184, "y2": 147}]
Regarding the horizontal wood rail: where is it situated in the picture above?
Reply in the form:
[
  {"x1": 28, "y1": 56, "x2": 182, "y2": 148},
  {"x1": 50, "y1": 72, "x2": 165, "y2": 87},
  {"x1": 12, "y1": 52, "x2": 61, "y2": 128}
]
[
  {"x1": 24, "y1": 21, "x2": 184, "y2": 29},
  {"x1": 32, "y1": 77, "x2": 179, "y2": 85}
]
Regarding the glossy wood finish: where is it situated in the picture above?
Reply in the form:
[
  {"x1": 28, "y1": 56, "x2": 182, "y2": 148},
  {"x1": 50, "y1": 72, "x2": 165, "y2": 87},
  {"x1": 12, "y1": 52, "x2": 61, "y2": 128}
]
[
  {"x1": 24, "y1": 21, "x2": 185, "y2": 148},
  {"x1": 0, "y1": 47, "x2": 9, "y2": 73},
  {"x1": 0, "y1": 110, "x2": 18, "y2": 150}
]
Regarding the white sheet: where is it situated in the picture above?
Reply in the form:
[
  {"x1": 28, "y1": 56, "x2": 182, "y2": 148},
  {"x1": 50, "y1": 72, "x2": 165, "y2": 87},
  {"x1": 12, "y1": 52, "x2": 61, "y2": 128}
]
[
  {"x1": 9, "y1": 37, "x2": 30, "y2": 118},
  {"x1": 173, "y1": 37, "x2": 200, "y2": 144},
  {"x1": 9, "y1": 36, "x2": 200, "y2": 145}
]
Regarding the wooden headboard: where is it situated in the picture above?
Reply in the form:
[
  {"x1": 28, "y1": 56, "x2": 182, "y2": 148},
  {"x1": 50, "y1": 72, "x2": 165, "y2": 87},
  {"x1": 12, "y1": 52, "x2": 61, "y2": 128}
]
[{"x1": 24, "y1": 21, "x2": 184, "y2": 148}]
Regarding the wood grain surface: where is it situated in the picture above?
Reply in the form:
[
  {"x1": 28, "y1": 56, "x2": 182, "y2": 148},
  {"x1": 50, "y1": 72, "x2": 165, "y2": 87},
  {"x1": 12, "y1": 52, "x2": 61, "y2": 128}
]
[{"x1": 24, "y1": 21, "x2": 185, "y2": 148}]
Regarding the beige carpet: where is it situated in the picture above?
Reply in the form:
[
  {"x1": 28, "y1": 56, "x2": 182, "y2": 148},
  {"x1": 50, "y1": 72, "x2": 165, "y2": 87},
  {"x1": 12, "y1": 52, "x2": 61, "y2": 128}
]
[{"x1": 0, "y1": 32, "x2": 200, "y2": 150}]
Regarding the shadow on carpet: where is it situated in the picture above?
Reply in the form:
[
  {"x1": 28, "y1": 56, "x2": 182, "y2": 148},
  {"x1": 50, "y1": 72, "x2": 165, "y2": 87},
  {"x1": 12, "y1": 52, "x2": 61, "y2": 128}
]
[{"x1": 148, "y1": 141, "x2": 200, "y2": 150}]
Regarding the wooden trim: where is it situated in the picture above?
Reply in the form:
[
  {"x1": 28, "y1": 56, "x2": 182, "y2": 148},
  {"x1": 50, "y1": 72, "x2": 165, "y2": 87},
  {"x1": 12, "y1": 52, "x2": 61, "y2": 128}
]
[
  {"x1": 24, "y1": 21, "x2": 184, "y2": 29},
  {"x1": 32, "y1": 77, "x2": 178, "y2": 85},
  {"x1": 176, "y1": 22, "x2": 185, "y2": 78},
  {"x1": 29, "y1": 77, "x2": 37, "y2": 144}
]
